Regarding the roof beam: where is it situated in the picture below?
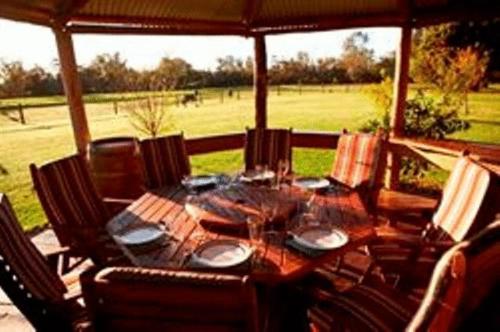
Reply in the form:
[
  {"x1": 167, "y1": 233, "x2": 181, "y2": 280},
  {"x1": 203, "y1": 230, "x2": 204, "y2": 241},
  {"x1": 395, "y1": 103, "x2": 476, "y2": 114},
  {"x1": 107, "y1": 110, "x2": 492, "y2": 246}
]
[
  {"x1": 68, "y1": 24, "x2": 246, "y2": 36},
  {"x1": 243, "y1": 0, "x2": 263, "y2": 26},
  {"x1": 56, "y1": 0, "x2": 92, "y2": 24}
]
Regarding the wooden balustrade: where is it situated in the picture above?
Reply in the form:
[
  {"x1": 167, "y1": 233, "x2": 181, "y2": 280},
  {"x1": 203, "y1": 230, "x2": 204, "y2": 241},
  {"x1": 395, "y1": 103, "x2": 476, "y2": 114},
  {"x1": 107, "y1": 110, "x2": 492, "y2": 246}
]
[{"x1": 183, "y1": 131, "x2": 500, "y2": 175}]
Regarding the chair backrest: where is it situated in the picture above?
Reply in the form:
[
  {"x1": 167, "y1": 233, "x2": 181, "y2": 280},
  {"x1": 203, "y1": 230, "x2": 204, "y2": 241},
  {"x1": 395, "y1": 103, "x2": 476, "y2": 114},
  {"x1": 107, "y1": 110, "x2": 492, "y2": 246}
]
[
  {"x1": 430, "y1": 156, "x2": 498, "y2": 242},
  {"x1": 30, "y1": 154, "x2": 109, "y2": 249},
  {"x1": 82, "y1": 266, "x2": 259, "y2": 332},
  {"x1": 407, "y1": 219, "x2": 500, "y2": 331},
  {"x1": 244, "y1": 128, "x2": 292, "y2": 172},
  {"x1": 139, "y1": 134, "x2": 191, "y2": 189},
  {"x1": 330, "y1": 132, "x2": 384, "y2": 189},
  {"x1": 0, "y1": 193, "x2": 68, "y2": 329}
]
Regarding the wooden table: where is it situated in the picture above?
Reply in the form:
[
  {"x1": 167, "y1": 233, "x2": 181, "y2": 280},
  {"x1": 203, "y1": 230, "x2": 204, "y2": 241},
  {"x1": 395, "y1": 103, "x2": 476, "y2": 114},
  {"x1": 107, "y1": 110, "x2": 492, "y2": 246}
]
[{"x1": 106, "y1": 183, "x2": 375, "y2": 283}]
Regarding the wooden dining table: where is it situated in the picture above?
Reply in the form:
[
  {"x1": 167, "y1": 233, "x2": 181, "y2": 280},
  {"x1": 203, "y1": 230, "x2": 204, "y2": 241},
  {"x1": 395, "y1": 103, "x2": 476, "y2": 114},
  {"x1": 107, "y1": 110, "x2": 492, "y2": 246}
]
[{"x1": 106, "y1": 181, "x2": 376, "y2": 284}]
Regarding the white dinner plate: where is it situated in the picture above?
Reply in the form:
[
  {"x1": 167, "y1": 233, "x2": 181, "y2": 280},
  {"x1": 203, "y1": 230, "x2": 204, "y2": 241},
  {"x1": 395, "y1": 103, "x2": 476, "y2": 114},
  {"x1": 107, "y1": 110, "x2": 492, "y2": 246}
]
[
  {"x1": 115, "y1": 225, "x2": 165, "y2": 246},
  {"x1": 182, "y1": 175, "x2": 219, "y2": 188},
  {"x1": 292, "y1": 177, "x2": 330, "y2": 190},
  {"x1": 292, "y1": 226, "x2": 348, "y2": 250},
  {"x1": 191, "y1": 239, "x2": 253, "y2": 268},
  {"x1": 240, "y1": 170, "x2": 275, "y2": 182}
]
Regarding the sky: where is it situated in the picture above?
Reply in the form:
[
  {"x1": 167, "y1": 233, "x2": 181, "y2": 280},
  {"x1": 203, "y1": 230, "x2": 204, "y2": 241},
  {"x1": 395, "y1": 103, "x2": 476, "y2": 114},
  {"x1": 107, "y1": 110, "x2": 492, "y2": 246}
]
[{"x1": 0, "y1": 19, "x2": 400, "y2": 71}]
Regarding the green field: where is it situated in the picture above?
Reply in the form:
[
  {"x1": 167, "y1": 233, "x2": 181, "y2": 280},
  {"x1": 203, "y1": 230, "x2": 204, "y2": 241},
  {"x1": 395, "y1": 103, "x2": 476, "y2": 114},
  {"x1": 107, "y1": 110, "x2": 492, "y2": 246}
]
[{"x1": 1, "y1": 85, "x2": 499, "y2": 230}]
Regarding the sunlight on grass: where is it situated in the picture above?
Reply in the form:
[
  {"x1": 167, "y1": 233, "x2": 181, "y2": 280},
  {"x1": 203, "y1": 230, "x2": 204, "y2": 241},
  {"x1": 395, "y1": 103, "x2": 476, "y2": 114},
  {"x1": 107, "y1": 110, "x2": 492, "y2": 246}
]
[{"x1": 1, "y1": 85, "x2": 499, "y2": 230}]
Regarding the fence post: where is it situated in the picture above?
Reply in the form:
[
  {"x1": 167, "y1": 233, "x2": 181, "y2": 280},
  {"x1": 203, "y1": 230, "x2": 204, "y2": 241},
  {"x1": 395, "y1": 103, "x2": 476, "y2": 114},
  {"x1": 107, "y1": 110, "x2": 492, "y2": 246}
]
[
  {"x1": 18, "y1": 104, "x2": 26, "y2": 124},
  {"x1": 113, "y1": 100, "x2": 118, "y2": 115}
]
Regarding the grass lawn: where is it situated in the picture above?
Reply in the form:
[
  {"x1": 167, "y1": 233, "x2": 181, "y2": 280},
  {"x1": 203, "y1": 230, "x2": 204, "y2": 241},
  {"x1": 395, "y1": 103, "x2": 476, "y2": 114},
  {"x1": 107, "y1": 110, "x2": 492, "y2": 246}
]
[{"x1": 1, "y1": 85, "x2": 499, "y2": 230}]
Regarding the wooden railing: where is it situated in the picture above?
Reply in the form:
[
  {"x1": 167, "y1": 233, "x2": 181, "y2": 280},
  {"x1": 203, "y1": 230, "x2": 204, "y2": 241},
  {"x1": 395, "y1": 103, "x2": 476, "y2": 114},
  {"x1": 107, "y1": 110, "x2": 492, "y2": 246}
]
[
  {"x1": 184, "y1": 131, "x2": 343, "y2": 156},
  {"x1": 183, "y1": 131, "x2": 500, "y2": 180}
]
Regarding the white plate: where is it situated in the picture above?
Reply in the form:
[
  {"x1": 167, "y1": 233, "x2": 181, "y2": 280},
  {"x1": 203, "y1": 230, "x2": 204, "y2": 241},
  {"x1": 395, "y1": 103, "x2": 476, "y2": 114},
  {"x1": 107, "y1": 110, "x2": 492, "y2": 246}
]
[
  {"x1": 292, "y1": 226, "x2": 348, "y2": 250},
  {"x1": 240, "y1": 170, "x2": 275, "y2": 182},
  {"x1": 293, "y1": 177, "x2": 330, "y2": 190},
  {"x1": 191, "y1": 239, "x2": 253, "y2": 268},
  {"x1": 182, "y1": 175, "x2": 218, "y2": 188},
  {"x1": 115, "y1": 225, "x2": 165, "y2": 246}
]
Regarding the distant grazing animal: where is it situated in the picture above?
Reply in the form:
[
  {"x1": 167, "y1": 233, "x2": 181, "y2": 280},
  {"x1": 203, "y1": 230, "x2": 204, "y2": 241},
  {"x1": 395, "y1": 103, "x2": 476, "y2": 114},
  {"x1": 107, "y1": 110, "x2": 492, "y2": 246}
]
[{"x1": 181, "y1": 90, "x2": 200, "y2": 107}]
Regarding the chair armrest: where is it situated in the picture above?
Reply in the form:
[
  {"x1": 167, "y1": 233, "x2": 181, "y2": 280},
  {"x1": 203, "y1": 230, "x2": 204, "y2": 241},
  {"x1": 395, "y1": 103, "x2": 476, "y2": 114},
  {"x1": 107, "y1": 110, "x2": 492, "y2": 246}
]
[{"x1": 374, "y1": 227, "x2": 424, "y2": 246}]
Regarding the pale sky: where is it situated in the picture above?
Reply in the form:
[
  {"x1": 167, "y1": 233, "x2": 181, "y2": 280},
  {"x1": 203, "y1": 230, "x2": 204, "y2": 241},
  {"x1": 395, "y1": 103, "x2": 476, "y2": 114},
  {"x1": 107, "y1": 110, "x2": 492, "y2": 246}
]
[{"x1": 0, "y1": 19, "x2": 400, "y2": 71}]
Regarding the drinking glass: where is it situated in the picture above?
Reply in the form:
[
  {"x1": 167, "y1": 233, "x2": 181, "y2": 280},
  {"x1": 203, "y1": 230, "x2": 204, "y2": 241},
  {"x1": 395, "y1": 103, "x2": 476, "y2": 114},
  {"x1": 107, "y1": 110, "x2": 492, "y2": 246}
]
[{"x1": 247, "y1": 214, "x2": 265, "y2": 247}]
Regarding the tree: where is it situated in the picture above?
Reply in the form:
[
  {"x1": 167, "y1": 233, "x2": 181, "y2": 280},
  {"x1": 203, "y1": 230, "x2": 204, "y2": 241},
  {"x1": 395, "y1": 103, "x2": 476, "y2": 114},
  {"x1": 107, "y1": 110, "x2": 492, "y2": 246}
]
[
  {"x1": 126, "y1": 96, "x2": 174, "y2": 137},
  {"x1": 338, "y1": 32, "x2": 379, "y2": 83},
  {"x1": 153, "y1": 57, "x2": 193, "y2": 90},
  {"x1": 0, "y1": 60, "x2": 29, "y2": 98},
  {"x1": 411, "y1": 24, "x2": 490, "y2": 114}
]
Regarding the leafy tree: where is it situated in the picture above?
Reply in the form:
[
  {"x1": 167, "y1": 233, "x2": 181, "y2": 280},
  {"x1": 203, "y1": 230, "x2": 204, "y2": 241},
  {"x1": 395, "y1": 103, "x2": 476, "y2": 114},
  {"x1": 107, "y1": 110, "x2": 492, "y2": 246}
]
[
  {"x1": 411, "y1": 24, "x2": 490, "y2": 114},
  {"x1": 339, "y1": 32, "x2": 379, "y2": 82},
  {"x1": 0, "y1": 60, "x2": 29, "y2": 98}
]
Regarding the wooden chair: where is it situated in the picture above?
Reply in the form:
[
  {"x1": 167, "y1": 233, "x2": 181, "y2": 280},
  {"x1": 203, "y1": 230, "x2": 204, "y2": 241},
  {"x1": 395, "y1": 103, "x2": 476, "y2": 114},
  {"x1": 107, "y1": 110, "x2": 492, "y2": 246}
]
[
  {"x1": 308, "y1": 219, "x2": 500, "y2": 332},
  {"x1": 0, "y1": 193, "x2": 87, "y2": 331},
  {"x1": 244, "y1": 127, "x2": 292, "y2": 172},
  {"x1": 367, "y1": 155, "x2": 499, "y2": 287},
  {"x1": 30, "y1": 155, "x2": 121, "y2": 266},
  {"x1": 139, "y1": 133, "x2": 191, "y2": 189},
  {"x1": 329, "y1": 130, "x2": 385, "y2": 191},
  {"x1": 81, "y1": 266, "x2": 259, "y2": 332}
]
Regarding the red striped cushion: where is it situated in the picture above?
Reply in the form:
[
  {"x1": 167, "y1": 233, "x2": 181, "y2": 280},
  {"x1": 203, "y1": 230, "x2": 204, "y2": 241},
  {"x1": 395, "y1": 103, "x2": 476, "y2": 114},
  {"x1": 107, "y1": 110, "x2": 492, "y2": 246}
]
[
  {"x1": 34, "y1": 155, "x2": 109, "y2": 247},
  {"x1": 309, "y1": 280, "x2": 418, "y2": 332},
  {"x1": 331, "y1": 133, "x2": 382, "y2": 189},
  {"x1": 432, "y1": 156, "x2": 493, "y2": 242},
  {"x1": 0, "y1": 194, "x2": 67, "y2": 301},
  {"x1": 244, "y1": 128, "x2": 292, "y2": 172},
  {"x1": 140, "y1": 135, "x2": 191, "y2": 189},
  {"x1": 408, "y1": 220, "x2": 500, "y2": 331}
]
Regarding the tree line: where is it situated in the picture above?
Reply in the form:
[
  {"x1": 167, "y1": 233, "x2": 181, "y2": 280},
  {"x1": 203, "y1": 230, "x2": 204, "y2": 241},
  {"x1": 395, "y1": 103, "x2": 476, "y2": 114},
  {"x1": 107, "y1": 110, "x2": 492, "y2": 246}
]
[{"x1": 0, "y1": 20, "x2": 498, "y2": 99}]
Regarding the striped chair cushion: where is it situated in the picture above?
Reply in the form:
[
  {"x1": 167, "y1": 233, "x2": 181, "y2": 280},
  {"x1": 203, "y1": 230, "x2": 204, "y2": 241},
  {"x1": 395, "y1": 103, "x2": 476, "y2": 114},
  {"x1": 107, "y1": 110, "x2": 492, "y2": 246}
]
[
  {"x1": 331, "y1": 133, "x2": 383, "y2": 189},
  {"x1": 244, "y1": 128, "x2": 292, "y2": 172},
  {"x1": 408, "y1": 220, "x2": 500, "y2": 331},
  {"x1": 309, "y1": 280, "x2": 418, "y2": 332},
  {"x1": 431, "y1": 156, "x2": 494, "y2": 242},
  {"x1": 32, "y1": 155, "x2": 109, "y2": 248},
  {"x1": 0, "y1": 194, "x2": 67, "y2": 301},
  {"x1": 140, "y1": 134, "x2": 191, "y2": 189}
]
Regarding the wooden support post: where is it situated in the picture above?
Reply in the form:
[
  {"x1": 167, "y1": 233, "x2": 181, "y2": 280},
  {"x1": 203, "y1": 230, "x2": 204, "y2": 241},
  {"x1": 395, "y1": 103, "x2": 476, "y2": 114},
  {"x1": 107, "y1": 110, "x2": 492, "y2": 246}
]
[
  {"x1": 18, "y1": 104, "x2": 25, "y2": 124},
  {"x1": 254, "y1": 35, "x2": 267, "y2": 129},
  {"x1": 388, "y1": 25, "x2": 412, "y2": 189},
  {"x1": 53, "y1": 26, "x2": 90, "y2": 154}
]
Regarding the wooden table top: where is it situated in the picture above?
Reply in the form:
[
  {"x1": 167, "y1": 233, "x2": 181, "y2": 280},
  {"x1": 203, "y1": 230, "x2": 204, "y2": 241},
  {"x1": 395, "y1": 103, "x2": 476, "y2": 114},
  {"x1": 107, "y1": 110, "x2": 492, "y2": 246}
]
[{"x1": 106, "y1": 183, "x2": 375, "y2": 283}]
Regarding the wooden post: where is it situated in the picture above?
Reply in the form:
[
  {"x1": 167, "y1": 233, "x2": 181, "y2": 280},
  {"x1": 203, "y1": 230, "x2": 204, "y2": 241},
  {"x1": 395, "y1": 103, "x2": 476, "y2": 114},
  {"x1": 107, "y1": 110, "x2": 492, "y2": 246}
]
[
  {"x1": 53, "y1": 26, "x2": 90, "y2": 154},
  {"x1": 388, "y1": 25, "x2": 412, "y2": 189},
  {"x1": 113, "y1": 100, "x2": 118, "y2": 115},
  {"x1": 254, "y1": 35, "x2": 267, "y2": 129},
  {"x1": 18, "y1": 104, "x2": 25, "y2": 124}
]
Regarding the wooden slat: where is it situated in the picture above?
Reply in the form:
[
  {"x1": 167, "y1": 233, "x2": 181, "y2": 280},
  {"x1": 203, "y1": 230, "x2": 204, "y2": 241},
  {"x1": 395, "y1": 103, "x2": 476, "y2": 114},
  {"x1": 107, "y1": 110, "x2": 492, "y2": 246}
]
[
  {"x1": 185, "y1": 133, "x2": 245, "y2": 155},
  {"x1": 291, "y1": 131, "x2": 340, "y2": 149}
]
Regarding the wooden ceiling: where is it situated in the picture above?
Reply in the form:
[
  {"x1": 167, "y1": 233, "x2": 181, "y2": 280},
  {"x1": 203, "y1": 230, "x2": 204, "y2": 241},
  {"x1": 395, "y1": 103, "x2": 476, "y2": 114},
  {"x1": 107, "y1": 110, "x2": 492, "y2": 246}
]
[{"x1": 0, "y1": 0, "x2": 499, "y2": 35}]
